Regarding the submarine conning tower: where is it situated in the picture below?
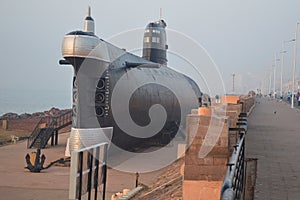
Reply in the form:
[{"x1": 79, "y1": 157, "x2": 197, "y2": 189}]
[
  {"x1": 142, "y1": 19, "x2": 168, "y2": 65},
  {"x1": 61, "y1": 7, "x2": 105, "y2": 74}
]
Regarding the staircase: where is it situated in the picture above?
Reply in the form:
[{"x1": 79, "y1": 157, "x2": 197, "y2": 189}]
[{"x1": 27, "y1": 110, "x2": 72, "y2": 149}]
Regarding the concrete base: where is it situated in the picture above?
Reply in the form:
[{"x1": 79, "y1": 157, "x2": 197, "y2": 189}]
[
  {"x1": 198, "y1": 107, "x2": 212, "y2": 116},
  {"x1": 183, "y1": 180, "x2": 222, "y2": 200},
  {"x1": 221, "y1": 95, "x2": 240, "y2": 104}
]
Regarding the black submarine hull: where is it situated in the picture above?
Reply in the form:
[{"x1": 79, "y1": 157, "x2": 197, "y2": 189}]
[{"x1": 65, "y1": 52, "x2": 201, "y2": 151}]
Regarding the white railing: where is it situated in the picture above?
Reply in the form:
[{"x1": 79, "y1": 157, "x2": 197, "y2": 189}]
[{"x1": 69, "y1": 142, "x2": 108, "y2": 200}]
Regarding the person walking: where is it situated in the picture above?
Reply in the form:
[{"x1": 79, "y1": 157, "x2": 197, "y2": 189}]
[{"x1": 287, "y1": 92, "x2": 291, "y2": 103}]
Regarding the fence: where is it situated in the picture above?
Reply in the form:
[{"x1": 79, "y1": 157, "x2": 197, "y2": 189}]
[
  {"x1": 221, "y1": 134, "x2": 245, "y2": 200},
  {"x1": 69, "y1": 142, "x2": 108, "y2": 200}
]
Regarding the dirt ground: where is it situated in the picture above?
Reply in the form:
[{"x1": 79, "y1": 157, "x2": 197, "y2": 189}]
[
  {"x1": 0, "y1": 132, "x2": 70, "y2": 200},
  {"x1": 0, "y1": 130, "x2": 185, "y2": 200}
]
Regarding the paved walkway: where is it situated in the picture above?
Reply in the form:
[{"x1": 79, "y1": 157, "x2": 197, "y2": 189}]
[
  {"x1": 0, "y1": 133, "x2": 70, "y2": 200},
  {"x1": 246, "y1": 97, "x2": 300, "y2": 200},
  {"x1": 0, "y1": 132, "x2": 165, "y2": 200}
]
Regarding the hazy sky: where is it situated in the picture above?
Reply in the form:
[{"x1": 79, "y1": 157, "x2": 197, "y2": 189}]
[{"x1": 1, "y1": 0, "x2": 300, "y2": 95}]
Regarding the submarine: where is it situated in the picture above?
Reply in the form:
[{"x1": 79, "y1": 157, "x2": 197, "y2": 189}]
[{"x1": 60, "y1": 8, "x2": 202, "y2": 152}]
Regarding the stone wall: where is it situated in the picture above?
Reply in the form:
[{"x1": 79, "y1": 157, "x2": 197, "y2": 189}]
[
  {"x1": 239, "y1": 96, "x2": 255, "y2": 113},
  {"x1": 1, "y1": 118, "x2": 71, "y2": 133},
  {"x1": 2, "y1": 118, "x2": 40, "y2": 132},
  {"x1": 185, "y1": 115, "x2": 229, "y2": 181},
  {"x1": 183, "y1": 95, "x2": 247, "y2": 200},
  {"x1": 184, "y1": 114, "x2": 230, "y2": 200}
]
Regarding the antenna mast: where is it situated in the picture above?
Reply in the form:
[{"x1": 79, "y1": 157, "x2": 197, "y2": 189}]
[
  {"x1": 232, "y1": 73, "x2": 235, "y2": 94},
  {"x1": 160, "y1": 8, "x2": 163, "y2": 19},
  {"x1": 88, "y1": 6, "x2": 91, "y2": 16}
]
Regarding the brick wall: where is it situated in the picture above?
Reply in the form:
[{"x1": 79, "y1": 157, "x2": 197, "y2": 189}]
[
  {"x1": 2, "y1": 118, "x2": 40, "y2": 132},
  {"x1": 185, "y1": 115, "x2": 230, "y2": 181},
  {"x1": 239, "y1": 96, "x2": 255, "y2": 113},
  {"x1": 183, "y1": 98, "x2": 249, "y2": 200},
  {"x1": 183, "y1": 114, "x2": 230, "y2": 199}
]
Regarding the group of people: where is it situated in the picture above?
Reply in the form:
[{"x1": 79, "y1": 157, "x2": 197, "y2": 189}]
[{"x1": 287, "y1": 92, "x2": 300, "y2": 106}]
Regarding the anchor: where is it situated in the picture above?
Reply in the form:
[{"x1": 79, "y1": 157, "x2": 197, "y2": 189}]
[{"x1": 25, "y1": 148, "x2": 64, "y2": 172}]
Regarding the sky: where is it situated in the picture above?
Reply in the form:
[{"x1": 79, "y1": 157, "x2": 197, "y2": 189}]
[{"x1": 1, "y1": 0, "x2": 300, "y2": 97}]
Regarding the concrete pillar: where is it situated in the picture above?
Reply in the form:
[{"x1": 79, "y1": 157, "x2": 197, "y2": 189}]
[
  {"x1": 198, "y1": 107, "x2": 212, "y2": 116},
  {"x1": 225, "y1": 104, "x2": 242, "y2": 152},
  {"x1": 183, "y1": 110, "x2": 230, "y2": 200},
  {"x1": 221, "y1": 95, "x2": 240, "y2": 104},
  {"x1": 55, "y1": 130, "x2": 59, "y2": 145},
  {"x1": 239, "y1": 96, "x2": 255, "y2": 114}
]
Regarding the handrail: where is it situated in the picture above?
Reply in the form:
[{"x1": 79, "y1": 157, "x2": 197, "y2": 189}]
[
  {"x1": 27, "y1": 117, "x2": 48, "y2": 148},
  {"x1": 53, "y1": 110, "x2": 72, "y2": 129},
  {"x1": 221, "y1": 134, "x2": 245, "y2": 200},
  {"x1": 39, "y1": 119, "x2": 56, "y2": 148},
  {"x1": 27, "y1": 109, "x2": 72, "y2": 149}
]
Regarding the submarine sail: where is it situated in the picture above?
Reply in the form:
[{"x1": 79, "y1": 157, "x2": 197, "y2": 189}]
[{"x1": 142, "y1": 19, "x2": 168, "y2": 65}]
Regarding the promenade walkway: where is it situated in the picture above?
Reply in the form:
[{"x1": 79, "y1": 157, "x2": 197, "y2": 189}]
[{"x1": 246, "y1": 97, "x2": 300, "y2": 200}]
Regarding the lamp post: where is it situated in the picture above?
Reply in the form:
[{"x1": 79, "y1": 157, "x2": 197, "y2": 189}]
[
  {"x1": 231, "y1": 73, "x2": 235, "y2": 94},
  {"x1": 281, "y1": 39, "x2": 295, "y2": 99},
  {"x1": 280, "y1": 43, "x2": 286, "y2": 98},
  {"x1": 269, "y1": 67, "x2": 272, "y2": 96},
  {"x1": 265, "y1": 73, "x2": 269, "y2": 95},
  {"x1": 261, "y1": 71, "x2": 268, "y2": 95},
  {"x1": 273, "y1": 55, "x2": 280, "y2": 98},
  {"x1": 291, "y1": 22, "x2": 299, "y2": 108}
]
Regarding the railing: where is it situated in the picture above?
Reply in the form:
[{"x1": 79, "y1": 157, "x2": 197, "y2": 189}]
[
  {"x1": 39, "y1": 119, "x2": 56, "y2": 148},
  {"x1": 27, "y1": 116, "x2": 52, "y2": 148},
  {"x1": 27, "y1": 118, "x2": 43, "y2": 148},
  {"x1": 53, "y1": 110, "x2": 72, "y2": 130},
  {"x1": 221, "y1": 134, "x2": 245, "y2": 200},
  {"x1": 27, "y1": 110, "x2": 72, "y2": 149},
  {"x1": 69, "y1": 142, "x2": 108, "y2": 200}
]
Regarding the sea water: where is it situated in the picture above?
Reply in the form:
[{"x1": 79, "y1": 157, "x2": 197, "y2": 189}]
[{"x1": 0, "y1": 88, "x2": 72, "y2": 116}]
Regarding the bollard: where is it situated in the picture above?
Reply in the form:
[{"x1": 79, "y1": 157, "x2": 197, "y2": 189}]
[{"x1": 2, "y1": 120, "x2": 8, "y2": 130}]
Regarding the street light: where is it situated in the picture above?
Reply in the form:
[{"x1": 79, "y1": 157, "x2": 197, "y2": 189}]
[
  {"x1": 280, "y1": 45, "x2": 286, "y2": 98},
  {"x1": 263, "y1": 70, "x2": 270, "y2": 95},
  {"x1": 280, "y1": 39, "x2": 295, "y2": 98},
  {"x1": 291, "y1": 22, "x2": 299, "y2": 109},
  {"x1": 268, "y1": 66, "x2": 272, "y2": 96},
  {"x1": 273, "y1": 54, "x2": 280, "y2": 98},
  {"x1": 265, "y1": 73, "x2": 269, "y2": 95},
  {"x1": 231, "y1": 73, "x2": 235, "y2": 94}
]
